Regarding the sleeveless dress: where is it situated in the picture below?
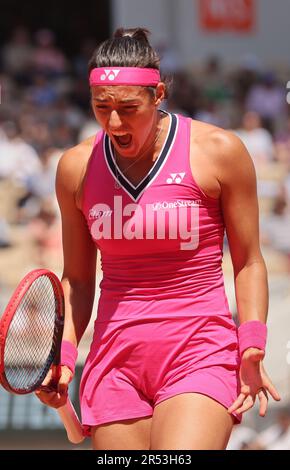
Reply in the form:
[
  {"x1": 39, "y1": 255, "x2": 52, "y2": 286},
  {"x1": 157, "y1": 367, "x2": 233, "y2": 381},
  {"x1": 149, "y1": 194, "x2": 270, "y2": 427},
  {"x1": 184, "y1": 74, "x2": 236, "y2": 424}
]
[{"x1": 79, "y1": 112, "x2": 241, "y2": 431}]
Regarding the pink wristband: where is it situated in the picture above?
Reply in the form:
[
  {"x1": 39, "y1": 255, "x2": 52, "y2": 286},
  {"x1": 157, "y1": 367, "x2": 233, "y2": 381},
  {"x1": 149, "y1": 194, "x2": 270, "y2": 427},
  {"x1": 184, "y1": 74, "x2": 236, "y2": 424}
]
[
  {"x1": 60, "y1": 340, "x2": 78, "y2": 375},
  {"x1": 238, "y1": 321, "x2": 267, "y2": 358}
]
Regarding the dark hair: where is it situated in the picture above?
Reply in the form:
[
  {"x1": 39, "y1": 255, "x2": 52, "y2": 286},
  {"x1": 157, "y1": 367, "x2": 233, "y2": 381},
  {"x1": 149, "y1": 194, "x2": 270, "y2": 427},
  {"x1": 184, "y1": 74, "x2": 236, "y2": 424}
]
[{"x1": 88, "y1": 27, "x2": 171, "y2": 98}]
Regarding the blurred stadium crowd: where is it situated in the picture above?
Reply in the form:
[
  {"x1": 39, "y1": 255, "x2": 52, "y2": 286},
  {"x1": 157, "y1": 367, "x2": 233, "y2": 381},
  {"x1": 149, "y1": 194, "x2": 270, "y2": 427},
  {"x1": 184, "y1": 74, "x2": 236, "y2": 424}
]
[{"x1": 0, "y1": 26, "x2": 290, "y2": 449}]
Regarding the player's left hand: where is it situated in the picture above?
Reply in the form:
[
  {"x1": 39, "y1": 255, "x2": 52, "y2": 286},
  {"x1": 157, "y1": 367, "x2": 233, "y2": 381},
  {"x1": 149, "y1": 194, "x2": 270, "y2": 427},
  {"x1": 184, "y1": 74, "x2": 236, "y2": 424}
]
[{"x1": 228, "y1": 347, "x2": 281, "y2": 417}]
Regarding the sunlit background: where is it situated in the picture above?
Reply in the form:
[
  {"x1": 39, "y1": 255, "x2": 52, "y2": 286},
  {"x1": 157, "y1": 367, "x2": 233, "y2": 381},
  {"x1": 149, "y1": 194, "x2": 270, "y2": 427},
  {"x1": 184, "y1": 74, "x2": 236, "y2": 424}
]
[{"x1": 0, "y1": 0, "x2": 290, "y2": 450}]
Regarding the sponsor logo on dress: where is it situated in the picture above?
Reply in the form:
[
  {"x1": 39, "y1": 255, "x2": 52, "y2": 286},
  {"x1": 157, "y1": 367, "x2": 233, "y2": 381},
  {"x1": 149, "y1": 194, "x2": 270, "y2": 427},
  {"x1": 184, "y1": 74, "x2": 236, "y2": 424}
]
[
  {"x1": 152, "y1": 199, "x2": 201, "y2": 211},
  {"x1": 166, "y1": 172, "x2": 186, "y2": 184},
  {"x1": 89, "y1": 206, "x2": 113, "y2": 220}
]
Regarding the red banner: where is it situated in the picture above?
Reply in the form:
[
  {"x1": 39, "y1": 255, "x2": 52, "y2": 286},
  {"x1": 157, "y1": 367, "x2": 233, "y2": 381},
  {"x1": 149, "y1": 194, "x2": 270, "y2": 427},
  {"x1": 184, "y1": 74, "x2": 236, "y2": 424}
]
[{"x1": 199, "y1": 0, "x2": 255, "y2": 32}]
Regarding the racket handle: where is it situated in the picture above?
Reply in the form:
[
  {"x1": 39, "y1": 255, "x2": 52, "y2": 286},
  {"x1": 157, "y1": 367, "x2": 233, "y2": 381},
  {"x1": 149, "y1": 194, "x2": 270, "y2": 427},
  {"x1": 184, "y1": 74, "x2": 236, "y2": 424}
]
[{"x1": 57, "y1": 397, "x2": 85, "y2": 444}]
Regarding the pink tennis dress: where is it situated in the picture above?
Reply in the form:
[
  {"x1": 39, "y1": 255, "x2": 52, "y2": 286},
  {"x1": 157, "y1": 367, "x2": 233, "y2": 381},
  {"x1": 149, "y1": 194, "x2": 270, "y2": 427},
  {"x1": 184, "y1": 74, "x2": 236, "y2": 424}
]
[{"x1": 79, "y1": 112, "x2": 241, "y2": 433}]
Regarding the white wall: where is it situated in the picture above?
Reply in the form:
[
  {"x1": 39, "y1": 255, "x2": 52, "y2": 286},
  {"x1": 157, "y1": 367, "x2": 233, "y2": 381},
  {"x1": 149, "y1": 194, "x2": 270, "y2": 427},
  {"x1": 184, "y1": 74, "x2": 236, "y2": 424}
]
[
  {"x1": 111, "y1": 0, "x2": 171, "y2": 45},
  {"x1": 111, "y1": 0, "x2": 290, "y2": 67}
]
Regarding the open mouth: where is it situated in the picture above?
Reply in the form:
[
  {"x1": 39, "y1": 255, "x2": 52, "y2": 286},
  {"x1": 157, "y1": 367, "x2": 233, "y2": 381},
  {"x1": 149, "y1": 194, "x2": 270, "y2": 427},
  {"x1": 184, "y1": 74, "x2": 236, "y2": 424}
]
[{"x1": 112, "y1": 133, "x2": 132, "y2": 148}]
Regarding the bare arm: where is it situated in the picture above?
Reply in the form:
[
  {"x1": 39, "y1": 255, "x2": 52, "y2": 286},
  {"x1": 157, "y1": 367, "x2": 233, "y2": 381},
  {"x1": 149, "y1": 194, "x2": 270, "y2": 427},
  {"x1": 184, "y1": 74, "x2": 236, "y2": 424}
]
[
  {"x1": 216, "y1": 132, "x2": 268, "y2": 325},
  {"x1": 56, "y1": 147, "x2": 97, "y2": 347},
  {"x1": 35, "y1": 143, "x2": 97, "y2": 407},
  {"x1": 208, "y1": 129, "x2": 280, "y2": 415}
]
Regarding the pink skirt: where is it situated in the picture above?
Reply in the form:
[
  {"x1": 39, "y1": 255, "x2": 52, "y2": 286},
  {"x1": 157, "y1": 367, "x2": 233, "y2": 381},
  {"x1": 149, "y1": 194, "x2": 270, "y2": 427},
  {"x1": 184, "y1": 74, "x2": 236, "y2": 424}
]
[{"x1": 80, "y1": 315, "x2": 241, "y2": 435}]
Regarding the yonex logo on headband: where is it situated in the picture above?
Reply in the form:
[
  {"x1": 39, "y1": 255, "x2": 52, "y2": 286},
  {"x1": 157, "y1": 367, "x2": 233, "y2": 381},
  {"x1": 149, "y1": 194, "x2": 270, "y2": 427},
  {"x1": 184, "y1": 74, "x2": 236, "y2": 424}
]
[
  {"x1": 100, "y1": 69, "x2": 120, "y2": 81},
  {"x1": 89, "y1": 67, "x2": 161, "y2": 86}
]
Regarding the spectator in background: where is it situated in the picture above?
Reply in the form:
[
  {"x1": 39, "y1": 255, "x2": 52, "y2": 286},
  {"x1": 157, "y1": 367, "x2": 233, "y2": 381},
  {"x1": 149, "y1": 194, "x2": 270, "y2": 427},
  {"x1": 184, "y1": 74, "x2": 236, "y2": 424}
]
[
  {"x1": 27, "y1": 146, "x2": 61, "y2": 198},
  {"x1": 245, "y1": 72, "x2": 286, "y2": 135},
  {"x1": 73, "y1": 38, "x2": 96, "y2": 79},
  {"x1": 199, "y1": 55, "x2": 231, "y2": 105},
  {"x1": 31, "y1": 29, "x2": 68, "y2": 80},
  {"x1": 195, "y1": 97, "x2": 231, "y2": 128},
  {"x1": 78, "y1": 118, "x2": 101, "y2": 142},
  {"x1": 169, "y1": 71, "x2": 200, "y2": 117},
  {"x1": 54, "y1": 96, "x2": 86, "y2": 133},
  {"x1": 275, "y1": 116, "x2": 290, "y2": 168},
  {"x1": 28, "y1": 197, "x2": 62, "y2": 267},
  {"x1": 193, "y1": 56, "x2": 237, "y2": 129},
  {"x1": 16, "y1": 146, "x2": 61, "y2": 224},
  {"x1": 284, "y1": 173, "x2": 290, "y2": 211},
  {"x1": 260, "y1": 192, "x2": 290, "y2": 272},
  {"x1": 0, "y1": 218, "x2": 11, "y2": 248},
  {"x1": 0, "y1": 125, "x2": 7, "y2": 141},
  {"x1": 26, "y1": 74, "x2": 58, "y2": 107},
  {"x1": 0, "y1": 121, "x2": 41, "y2": 185},
  {"x1": 156, "y1": 41, "x2": 182, "y2": 75},
  {"x1": 231, "y1": 53, "x2": 261, "y2": 108},
  {"x1": 17, "y1": 114, "x2": 52, "y2": 154},
  {"x1": 234, "y1": 111, "x2": 275, "y2": 167},
  {"x1": 1, "y1": 26, "x2": 33, "y2": 85}
]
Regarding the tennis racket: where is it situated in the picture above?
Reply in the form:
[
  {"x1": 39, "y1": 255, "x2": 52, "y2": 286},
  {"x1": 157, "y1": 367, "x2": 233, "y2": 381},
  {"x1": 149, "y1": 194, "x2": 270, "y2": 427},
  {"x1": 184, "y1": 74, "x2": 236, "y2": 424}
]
[{"x1": 0, "y1": 269, "x2": 85, "y2": 444}]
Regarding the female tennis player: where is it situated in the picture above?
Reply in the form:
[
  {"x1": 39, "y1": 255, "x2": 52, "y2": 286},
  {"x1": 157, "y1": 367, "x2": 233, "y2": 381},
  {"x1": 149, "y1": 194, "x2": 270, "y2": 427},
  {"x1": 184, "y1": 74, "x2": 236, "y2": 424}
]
[{"x1": 35, "y1": 27, "x2": 281, "y2": 450}]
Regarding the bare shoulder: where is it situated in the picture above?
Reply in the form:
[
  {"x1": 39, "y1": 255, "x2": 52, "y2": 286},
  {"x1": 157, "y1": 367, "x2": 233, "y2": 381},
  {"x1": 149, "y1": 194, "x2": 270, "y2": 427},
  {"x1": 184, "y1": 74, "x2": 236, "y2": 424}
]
[
  {"x1": 56, "y1": 136, "x2": 95, "y2": 204},
  {"x1": 190, "y1": 120, "x2": 255, "y2": 185},
  {"x1": 191, "y1": 120, "x2": 247, "y2": 159},
  {"x1": 57, "y1": 136, "x2": 95, "y2": 183}
]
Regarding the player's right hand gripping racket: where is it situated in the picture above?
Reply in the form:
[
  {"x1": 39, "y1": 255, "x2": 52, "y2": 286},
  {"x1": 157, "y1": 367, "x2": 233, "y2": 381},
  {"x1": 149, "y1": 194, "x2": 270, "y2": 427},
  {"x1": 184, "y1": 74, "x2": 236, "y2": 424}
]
[{"x1": 0, "y1": 269, "x2": 85, "y2": 444}]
